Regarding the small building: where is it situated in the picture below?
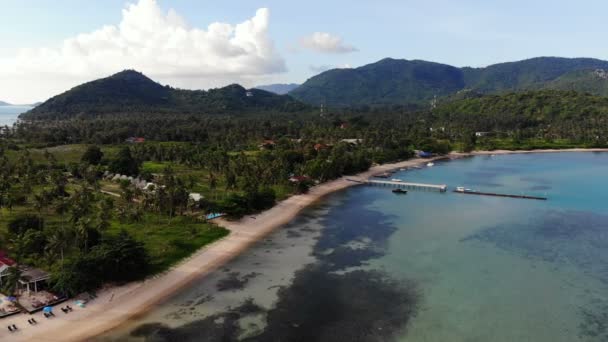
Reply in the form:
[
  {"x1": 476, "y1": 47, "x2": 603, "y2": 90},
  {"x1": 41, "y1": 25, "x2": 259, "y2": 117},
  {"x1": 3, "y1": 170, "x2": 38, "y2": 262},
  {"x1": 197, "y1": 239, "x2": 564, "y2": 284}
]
[
  {"x1": 314, "y1": 143, "x2": 330, "y2": 151},
  {"x1": 475, "y1": 132, "x2": 490, "y2": 137},
  {"x1": 126, "y1": 137, "x2": 146, "y2": 144},
  {"x1": 18, "y1": 267, "x2": 50, "y2": 293},
  {"x1": 341, "y1": 138, "x2": 363, "y2": 145},
  {"x1": 259, "y1": 140, "x2": 276, "y2": 150},
  {"x1": 417, "y1": 151, "x2": 433, "y2": 158},
  {"x1": 289, "y1": 175, "x2": 311, "y2": 183},
  {"x1": 189, "y1": 193, "x2": 203, "y2": 202},
  {"x1": 0, "y1": 251, "x2": 16, "y2": 286}
]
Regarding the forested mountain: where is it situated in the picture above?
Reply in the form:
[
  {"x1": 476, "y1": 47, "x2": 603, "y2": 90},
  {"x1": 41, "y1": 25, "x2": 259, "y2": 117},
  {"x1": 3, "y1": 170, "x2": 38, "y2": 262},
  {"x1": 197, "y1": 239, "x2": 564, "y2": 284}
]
[
  {"x1": 290, "y1": 58, "x2": 465, "y2": 107},
  {"x1": 431, "y1": 90, "x2": 608, "y2": 143},
  {"x1": 463, "y1": 57, "x2": 608, "y2": 93},
  {"x1": 537, "y1": 69, "x2": 608, "y2": 96},
  {"x1": 21, "y1": 70, "x2": 307, "y2": 120},
  {"x1": 290, "y1": 57, "x2": 608, "y2": 107},
  {"x1": 254, "y1": 83, "x2": 300, "y2": 95}
]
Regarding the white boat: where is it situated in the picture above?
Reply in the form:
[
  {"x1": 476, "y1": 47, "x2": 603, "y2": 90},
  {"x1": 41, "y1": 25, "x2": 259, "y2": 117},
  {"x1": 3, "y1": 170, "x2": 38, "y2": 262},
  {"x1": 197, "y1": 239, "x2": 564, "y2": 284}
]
[
  {"x1": 426, "y1": 162, "x2": 435, "y2": 167},
  {"x1": 391, "y1": 178, "x2": 403, "y2": 182},
  {"x1": 455, "y1": 186, "x2": 475, "y2": 193}
]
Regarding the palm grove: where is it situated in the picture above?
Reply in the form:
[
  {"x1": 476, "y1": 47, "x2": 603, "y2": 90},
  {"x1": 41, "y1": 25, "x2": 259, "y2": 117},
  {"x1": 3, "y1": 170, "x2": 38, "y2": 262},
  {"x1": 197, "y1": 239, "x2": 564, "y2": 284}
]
[{"x1": 2, "y1": 63, "x2": 608, "y2": 297}]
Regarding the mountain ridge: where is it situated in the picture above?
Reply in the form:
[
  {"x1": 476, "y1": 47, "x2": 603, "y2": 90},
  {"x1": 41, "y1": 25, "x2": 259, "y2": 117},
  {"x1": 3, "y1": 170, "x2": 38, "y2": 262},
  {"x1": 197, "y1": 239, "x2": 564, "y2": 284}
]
[
  {"x1": 290, "y1": 56, "x2": 608, "y2": 106},
  {"x1": 21, "y1": 70, "x2": 307, "y2": 120}
]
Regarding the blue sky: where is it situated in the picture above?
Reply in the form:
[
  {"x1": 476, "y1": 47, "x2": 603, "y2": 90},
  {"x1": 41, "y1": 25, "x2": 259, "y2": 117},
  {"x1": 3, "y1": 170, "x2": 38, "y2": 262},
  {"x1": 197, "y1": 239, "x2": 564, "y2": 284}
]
[{"x1": 1, "y1": 0, "x2": 607, "y2": 103}]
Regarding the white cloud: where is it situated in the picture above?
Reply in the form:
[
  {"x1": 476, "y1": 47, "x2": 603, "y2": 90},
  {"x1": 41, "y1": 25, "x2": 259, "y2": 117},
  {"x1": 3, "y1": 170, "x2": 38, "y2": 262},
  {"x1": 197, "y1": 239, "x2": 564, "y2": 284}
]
[
  {"x1": 300, "y1": 32, "x2": 358, "y2": 54},
  {"x1": 0, "y1": 0, "x2": 286, "y2": 103}
]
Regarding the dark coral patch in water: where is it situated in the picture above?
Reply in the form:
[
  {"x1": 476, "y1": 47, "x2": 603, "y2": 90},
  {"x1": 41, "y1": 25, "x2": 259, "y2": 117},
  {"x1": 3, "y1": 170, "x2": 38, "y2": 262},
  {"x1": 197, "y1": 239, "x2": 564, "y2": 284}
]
[
  {"x1": 246, "y1": 267, "x2": 420, "y2": 342},
  {"x1": 130, "y1": 267, "x2": 420, "y2": 342},
  {"x1": 216, "y1": 272, "x2": 260, "y2": 292}
]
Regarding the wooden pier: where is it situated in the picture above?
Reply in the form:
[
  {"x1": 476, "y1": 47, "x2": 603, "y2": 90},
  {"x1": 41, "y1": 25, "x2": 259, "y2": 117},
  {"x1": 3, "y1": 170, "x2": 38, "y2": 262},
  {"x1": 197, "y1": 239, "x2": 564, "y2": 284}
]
[{"x1": 365, "y1": 179, "x2": 448, "y2": 192}]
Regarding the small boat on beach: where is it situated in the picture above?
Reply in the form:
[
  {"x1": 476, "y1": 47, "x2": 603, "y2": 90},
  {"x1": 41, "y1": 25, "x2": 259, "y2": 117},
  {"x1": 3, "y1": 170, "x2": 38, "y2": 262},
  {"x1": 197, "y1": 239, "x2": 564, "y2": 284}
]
[
  {"x1": 427, "y1": 162, "x2": 435, "y2": 167},
  {"x1": 392, "y1": 188, "x2": 408, "y2": 194}
]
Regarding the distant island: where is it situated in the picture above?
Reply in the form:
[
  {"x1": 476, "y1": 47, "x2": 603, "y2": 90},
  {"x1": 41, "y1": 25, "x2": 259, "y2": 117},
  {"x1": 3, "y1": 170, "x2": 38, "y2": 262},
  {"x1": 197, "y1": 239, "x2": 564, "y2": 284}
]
[{"x1": 0, "y1": 100, "x2": 12, "y2": 106}]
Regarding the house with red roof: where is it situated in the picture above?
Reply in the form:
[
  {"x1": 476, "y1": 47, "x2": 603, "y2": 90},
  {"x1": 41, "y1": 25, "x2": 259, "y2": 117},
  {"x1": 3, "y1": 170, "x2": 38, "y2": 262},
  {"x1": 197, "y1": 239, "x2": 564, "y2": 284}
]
[{"x1": 0, "y1": 251, "x2": 16, "y2": 287}]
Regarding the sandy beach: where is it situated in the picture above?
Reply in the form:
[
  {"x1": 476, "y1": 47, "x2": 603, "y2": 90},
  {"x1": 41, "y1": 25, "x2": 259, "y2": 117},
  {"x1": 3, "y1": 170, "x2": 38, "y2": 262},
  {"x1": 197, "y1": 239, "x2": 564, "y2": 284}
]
[{"x1": 1, "y1": 148, "x2": 607, "y2": 342}]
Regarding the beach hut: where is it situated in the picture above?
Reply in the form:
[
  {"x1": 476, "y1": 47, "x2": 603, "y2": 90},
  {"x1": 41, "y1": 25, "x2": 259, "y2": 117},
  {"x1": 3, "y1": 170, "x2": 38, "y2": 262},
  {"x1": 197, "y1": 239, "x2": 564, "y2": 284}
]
[{"x1": 18, "y1": 267, "x2": 50, "y2": 293}]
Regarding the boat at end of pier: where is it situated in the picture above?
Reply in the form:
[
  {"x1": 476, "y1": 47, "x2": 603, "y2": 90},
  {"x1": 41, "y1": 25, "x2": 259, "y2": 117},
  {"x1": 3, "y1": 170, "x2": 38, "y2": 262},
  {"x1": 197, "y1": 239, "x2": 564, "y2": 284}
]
[
  {"x1": 455, "y1": 186, "x2": 476, "y2": 193},
  {"x1": 392, "y1": 188, "x2": 408, "y2": 194}
]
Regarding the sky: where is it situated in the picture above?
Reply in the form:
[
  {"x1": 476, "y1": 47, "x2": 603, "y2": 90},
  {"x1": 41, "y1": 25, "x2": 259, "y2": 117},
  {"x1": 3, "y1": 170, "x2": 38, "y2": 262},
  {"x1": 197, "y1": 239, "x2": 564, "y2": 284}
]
[{"x1": 1, "y1": 0, "x2": 608, "y2": 103}]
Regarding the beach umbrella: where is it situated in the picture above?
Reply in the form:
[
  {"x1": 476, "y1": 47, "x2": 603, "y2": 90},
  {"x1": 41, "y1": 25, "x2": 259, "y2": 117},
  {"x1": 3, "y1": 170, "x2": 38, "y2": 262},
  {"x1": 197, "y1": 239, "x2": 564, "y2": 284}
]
[
  {"x1": 43, "y1": 306, "x2": 53, "y2": 313},
  {"x1": 5, "y1": 296, "x2": 16, "y2": 302}
]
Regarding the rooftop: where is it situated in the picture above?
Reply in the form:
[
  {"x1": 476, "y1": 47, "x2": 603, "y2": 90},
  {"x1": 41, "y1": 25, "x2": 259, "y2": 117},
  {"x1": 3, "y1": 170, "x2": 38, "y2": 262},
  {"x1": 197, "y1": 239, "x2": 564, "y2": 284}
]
[{"x1": 19, "y1": 267, "x2": 50, "y2": 283}]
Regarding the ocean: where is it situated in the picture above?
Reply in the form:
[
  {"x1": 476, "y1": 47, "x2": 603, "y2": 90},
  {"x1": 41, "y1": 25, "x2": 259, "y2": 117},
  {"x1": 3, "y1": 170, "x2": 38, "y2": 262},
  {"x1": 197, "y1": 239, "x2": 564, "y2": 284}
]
[
  {"x1": 97, "y1": 152, "x2": 608, "y2": 342},
  {"x1": 0, "y1": 105, "x2": 31, "y2": 126}
]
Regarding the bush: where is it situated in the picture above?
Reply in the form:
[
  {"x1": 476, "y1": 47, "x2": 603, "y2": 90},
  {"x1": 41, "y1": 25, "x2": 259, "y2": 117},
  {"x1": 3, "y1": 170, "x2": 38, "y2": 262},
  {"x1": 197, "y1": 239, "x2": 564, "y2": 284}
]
[
  {"x1": 81, "y1": 145, "x2": 104, "y2": 165},
  {"x1": 50, "y1": 230, "x2": 149, "y2": 296},
  {"x1": 7, "y1": 214, "x2": 43, "y2": 235}
]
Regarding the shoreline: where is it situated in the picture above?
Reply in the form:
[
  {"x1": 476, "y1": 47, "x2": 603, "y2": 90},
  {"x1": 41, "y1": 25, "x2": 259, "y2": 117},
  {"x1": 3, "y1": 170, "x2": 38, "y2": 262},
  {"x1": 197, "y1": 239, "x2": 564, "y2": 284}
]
[{"x1": 3, "y1": 148, "x2": 607, "y2": 341}]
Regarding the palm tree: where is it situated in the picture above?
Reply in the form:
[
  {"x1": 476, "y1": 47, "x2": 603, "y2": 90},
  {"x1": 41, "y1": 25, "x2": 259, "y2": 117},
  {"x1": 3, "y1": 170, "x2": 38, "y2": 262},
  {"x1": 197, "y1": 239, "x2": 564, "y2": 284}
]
[
  {"x1": 2, "y1": 266, "x2": 21, "y2": 295},
  {"x1": 46, "y1": 226, "x2": 73, "y2": 269},
  {"x1": 74, "y1": 218, "x2": 94, "y2": 252},
  {"x1": 32, "y1": 192, "x2": 49, "y2": 229}
]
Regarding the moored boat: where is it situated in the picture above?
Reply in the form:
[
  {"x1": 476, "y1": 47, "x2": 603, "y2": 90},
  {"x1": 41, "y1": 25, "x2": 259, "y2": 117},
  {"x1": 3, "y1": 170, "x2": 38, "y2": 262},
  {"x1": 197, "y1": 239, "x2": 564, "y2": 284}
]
[{"x1": 392, "y1": 188, "x2": 408, "y2": 194}]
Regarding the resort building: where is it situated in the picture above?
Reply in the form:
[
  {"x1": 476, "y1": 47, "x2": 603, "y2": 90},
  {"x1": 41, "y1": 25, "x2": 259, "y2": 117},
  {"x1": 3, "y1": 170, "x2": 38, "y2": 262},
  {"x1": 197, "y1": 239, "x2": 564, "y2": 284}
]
[
  {"x1": 18, "y1": 267, "x2": 50, "y2": 293},
  {"x1": 0, "y1": 252, "x2": 16, "y2": 287},
  {"x1": 341, "y1": 138, "x2": 363, "y2": 145}
]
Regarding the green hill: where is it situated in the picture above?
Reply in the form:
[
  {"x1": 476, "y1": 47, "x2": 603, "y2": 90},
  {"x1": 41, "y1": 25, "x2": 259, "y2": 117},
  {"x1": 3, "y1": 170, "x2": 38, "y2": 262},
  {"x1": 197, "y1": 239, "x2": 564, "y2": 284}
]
[
  {"x1": 536, "y1": 69, "x2": 608, "y2": 96},
  {"x1": 290, "y1": 58, "x2": 465, "y2": 107},
  {"x1": 463, "y1": 57, "x2": 608, "y2": 92},
  {"x1": 432, "y1": 90, "x2": 608, "y2": 133},
  {"x1": 21, "y1": 70, "x2": 307, "y2": 120},
  {"x1": 291, "y1": 57, "x2": 608, "y2": 107}
]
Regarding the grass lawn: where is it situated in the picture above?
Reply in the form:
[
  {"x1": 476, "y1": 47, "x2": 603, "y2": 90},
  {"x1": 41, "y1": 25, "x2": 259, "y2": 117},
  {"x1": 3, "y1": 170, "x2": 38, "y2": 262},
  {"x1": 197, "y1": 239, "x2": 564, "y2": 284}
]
[{"x1": 107, "y1": 214, "x2": 229, "y2": 274}]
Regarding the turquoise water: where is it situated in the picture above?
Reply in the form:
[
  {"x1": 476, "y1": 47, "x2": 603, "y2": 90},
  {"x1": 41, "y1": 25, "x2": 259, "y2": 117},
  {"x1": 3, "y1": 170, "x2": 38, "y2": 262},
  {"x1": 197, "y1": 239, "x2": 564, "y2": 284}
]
[
  {"x1": 0, "y1": 105, "x2": 31, "y2": 126},
  {"x1": 98, "y1": 152, "x2": 608, "y2": 342}
]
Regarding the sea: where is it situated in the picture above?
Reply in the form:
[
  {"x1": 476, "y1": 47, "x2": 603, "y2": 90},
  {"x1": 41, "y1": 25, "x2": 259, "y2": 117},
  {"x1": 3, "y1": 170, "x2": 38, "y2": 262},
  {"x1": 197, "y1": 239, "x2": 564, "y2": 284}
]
[
  {"x1": 0, "y1": 105, "x2": 31, "y2": 126},
  {"x1": 97, "y1": 152, "x2": 608, "y2": 342}
]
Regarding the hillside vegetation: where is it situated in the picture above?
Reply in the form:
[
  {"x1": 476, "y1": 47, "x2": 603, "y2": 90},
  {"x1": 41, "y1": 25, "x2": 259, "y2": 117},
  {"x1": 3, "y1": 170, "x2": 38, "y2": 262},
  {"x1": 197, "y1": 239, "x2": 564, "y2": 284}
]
[
  {"x1": 21, "y1": 70, "x2": 307, "y2": 120},
  {"x1": 291, "y1": 57, "x2": 608, "y2": 107}
]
